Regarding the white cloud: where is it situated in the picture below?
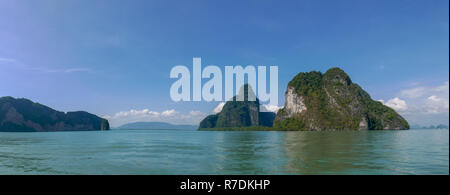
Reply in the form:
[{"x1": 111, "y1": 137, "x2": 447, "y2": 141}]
[
  {"x1": 383, "y1": 81, "x2": 449, "y2": 126},
  {"x1": 425, "y1": 95, "x2": 449, "y2": 114},
  {"x1": 104, "y1": 109, "x2": 207, "y2": 127},
  {"x1": 212, "y1": 102, "x2": 282, "y2": 114},
  {"x1": 161, "y1": 109, "x2": 177, "y2": 116},
  {"x1": 427, "y1": 95, "x2": 441, "y2": 102},
  {"x1": 261, "y1": 104, "x2": 282, "y2": 113},
  {"x1": 382, "y1": 97, "x2": 408, "y2": 111},
  {"x1": 189, "y1": 110, "x2": 205, "y2": 116},
  {"x1": 435, "y1": 81, "x2": 449, "y2": 92}
]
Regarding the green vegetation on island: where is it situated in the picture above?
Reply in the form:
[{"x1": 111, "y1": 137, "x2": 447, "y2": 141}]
[
  {"x1": 0, "y1": 96, "x2": 110, "y2": 132},
  {"x1": 199, "y1": 84, "x2": 276, "y2": 130},
  {"x1": 199, "y1": 68, "x2": 410, "y2": 131},
  {"x1": 274, "y1": 68, "x2": 409, "y2": 130}
]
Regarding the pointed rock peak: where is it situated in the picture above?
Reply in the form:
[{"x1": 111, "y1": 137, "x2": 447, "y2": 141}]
[{"x1": 233, "y1": 84, "x2": 257, "y2": 102}]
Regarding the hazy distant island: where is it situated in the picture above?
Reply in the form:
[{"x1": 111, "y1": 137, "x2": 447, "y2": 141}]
[
  {"x1": 410, "y1": 124, "x2": 449, "y2": 129},
  {"x1": 0, "y1": 96, "x2": 110, "y2": 132},
  {"x1": 199, "y1": 68, "x2": 410, "y2": 131},
  {"x1": 116, "y1": 122, "x2": 198, "y2": 130}
]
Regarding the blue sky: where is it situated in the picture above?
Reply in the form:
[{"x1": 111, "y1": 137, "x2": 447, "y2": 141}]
[{"x1": 0, "y1": 0, "x2": 448, "y2": 127}]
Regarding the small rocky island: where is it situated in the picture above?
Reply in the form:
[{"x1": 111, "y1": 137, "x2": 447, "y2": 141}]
[
  {"x1": 0, "y1": 96, "x2": 110, "y2": 132},
  {"x1": 199, "y1": 68, "x2": 409, "y2": 131},
  {"x1": 199, "y1": 84, "x2": 276, "y2": 130}
]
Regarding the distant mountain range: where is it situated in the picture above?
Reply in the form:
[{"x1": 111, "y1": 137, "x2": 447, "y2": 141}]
[
  {"x1": 116, "y1": 122, "x2": 198, "y2": 130},
  {"x1": 0, "y1": 96, "x2": 109, "y2": 132}
]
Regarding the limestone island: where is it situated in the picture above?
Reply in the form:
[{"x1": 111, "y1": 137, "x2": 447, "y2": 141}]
[
  {"x1": 0, "y1": 96, "x2": 110, "y2": 132},
  {"x1": 199, "y1": 84, "x2": 275, "y2": 131},
  {"x1": 199, "y1": 68, "x2": 409, "y2": 131}
]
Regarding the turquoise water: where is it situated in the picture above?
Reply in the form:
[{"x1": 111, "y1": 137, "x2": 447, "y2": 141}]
[{"x1": 0, "y1": 129, "x2": 448, "y2": 175}]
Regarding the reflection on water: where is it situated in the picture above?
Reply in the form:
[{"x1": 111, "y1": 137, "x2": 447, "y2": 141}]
[
  {"x1": 210, "y1": 132, "x2": 286, "y2": 174},
  {"x1": 282, "y1": 130, "x2": 449, "y2": 174},
  {"x1": 283, "y1": 131, "x2": 370, "y2": 174},
  {"x1": 0, "y1": 130, "x2": 448, "y2": 175}
]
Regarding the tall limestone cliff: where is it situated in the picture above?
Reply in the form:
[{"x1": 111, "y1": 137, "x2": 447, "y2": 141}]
[
  {"x1": 274, "y1": 68, "x2": 409, "y2": 130},
  {"x1": 0, "y1": 96, "x2": 110, "y2": 132},
  {"x1": 199, "y1": 84, "x2": 275, "y2": 130}
]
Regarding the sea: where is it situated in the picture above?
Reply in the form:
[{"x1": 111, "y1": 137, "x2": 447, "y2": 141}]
[{"x1": 0, "y1": 129, "x2": 448, "y2": 175}]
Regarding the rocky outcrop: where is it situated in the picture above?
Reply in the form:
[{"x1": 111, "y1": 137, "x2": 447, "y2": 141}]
[
  {"x1": 199, "y1": 85, "x2": 276, "y2": 130},
  {"x1": 274, "y1": 68, "x2": 409, "y2": 131},
  {"x1": 0, "y1": 96, "x2": 110, "y2": 132},
  {"x1": 278, "y1": 86, "x2": 307, "y2": 119}
]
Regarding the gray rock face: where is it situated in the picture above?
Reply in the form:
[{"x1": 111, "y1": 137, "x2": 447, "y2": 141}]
[
  {"x1": 359, "y1": 117, "x2": 368, "y2": 130},
  {"x1": 284, "y1": 86, "x2": 307, "y2": 118}
]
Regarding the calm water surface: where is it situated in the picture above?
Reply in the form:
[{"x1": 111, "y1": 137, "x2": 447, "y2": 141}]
[{"x1": 0, "y1": 129, "x2": 448, "y2": 174}]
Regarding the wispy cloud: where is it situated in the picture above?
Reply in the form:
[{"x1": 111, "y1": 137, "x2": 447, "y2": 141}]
[
  {"x1": 0, "y1": 57, "x2": 92, "y2": 74},
  {"x1": 380, "y1": 81, "x2": 449, "y2": 125},
  {"x1": 0, "y1": 57, "x2": 16, "y2": 63},
  {"x1": 34, "y1": 67, "x2": 92, "y2": 73}
]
